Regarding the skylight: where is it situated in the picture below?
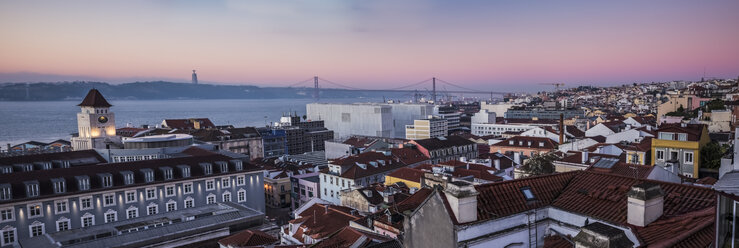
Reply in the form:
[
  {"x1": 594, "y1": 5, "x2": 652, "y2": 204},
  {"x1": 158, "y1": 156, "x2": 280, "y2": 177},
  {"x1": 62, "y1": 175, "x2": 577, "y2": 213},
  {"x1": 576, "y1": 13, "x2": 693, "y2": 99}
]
[{"x1": 521, "y1": 186, "x2": 536, "y2": 201}]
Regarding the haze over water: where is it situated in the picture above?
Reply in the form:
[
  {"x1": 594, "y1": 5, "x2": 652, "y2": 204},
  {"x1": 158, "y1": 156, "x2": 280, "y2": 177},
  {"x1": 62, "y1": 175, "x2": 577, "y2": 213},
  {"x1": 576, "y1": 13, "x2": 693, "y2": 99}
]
[{"x1": 0, "y1": 98, "x2": 379, "y2": 146}]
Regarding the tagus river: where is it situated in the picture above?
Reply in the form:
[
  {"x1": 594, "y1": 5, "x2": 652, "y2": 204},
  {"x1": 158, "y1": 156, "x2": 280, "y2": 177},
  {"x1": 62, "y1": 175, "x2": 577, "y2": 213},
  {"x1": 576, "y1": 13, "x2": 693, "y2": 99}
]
[{"x1": 0, "y1": 98, "x2": 380, "y2": 146}]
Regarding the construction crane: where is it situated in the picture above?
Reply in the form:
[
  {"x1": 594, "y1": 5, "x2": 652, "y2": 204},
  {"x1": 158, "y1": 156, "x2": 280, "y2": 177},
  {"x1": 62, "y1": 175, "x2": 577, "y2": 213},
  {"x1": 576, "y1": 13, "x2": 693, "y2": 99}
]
[{"x1": 539, "y1": 83, "x2": 565, "y2": 91}]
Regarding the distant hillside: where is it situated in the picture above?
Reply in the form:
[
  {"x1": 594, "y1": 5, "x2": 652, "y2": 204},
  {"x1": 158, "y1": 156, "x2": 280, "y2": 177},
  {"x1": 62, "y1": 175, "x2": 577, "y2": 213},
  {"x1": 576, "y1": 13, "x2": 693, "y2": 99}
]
[{"x1": 0, "y1": 81, "x2": 404, "y2": 101}]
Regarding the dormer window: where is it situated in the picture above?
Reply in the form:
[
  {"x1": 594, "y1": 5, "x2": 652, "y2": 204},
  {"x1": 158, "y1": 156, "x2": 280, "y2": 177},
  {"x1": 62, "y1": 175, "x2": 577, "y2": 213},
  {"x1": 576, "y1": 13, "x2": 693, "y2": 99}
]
[
  {"x1": 51, "y1": 178, "x2": 66, "y2": 194},
  {"x1": 658, "y1": 132, "x2": 674, "y2": 140},
  {"x1": 0, "y1": 166, "x2": 11, "y2": 174},
  {"x1": 201, "y1": 163, "x2": 213, "y2": 175},
  {"x1": 36, "y1": 162, "x2": 52, "y2": 170},
  {"x1": 99, "y1": 173, "x2": 113, "y2": 188},
  {"x1": 539, "y1": 142, "x2": 544, "y2": 147},
  {"x1": 141, "y1": 169, "x2": 154, "y2": 182},
  {"x1": 0, "y1": 184, "x2": 11, "y2": 200},
  {"x1": 177, "y1": 165, "x2": 191, "y2": 178},
  {"x1": 19, "y1": 164, "x2": 33, "y2": 172},
  {"x1": 76, "y1": 176, "x2": 90, "y2": 191},
  {"x1": 121, "y1": 171, "x2": 134, "y2": 185},
  {"x1": 160, "y1": 167, "x2": 173, "y2": 180},
  {"x1": 217, "y1": 162, "x2": 228, "y2": 173},
  {"x1": 677, "y1": 133, "x2": 687, "y2": 141},
  {"x1": 24, "y1": 181, "x2": 40, "y2": 197},
  {"x1": 232, "y1": 160, "x2": 243, "y2": 171}
]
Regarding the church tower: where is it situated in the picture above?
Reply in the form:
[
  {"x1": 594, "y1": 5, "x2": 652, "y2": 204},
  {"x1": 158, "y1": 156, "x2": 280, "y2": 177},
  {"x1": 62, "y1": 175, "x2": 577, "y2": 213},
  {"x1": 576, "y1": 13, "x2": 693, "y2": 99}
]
[{"x1": 71, "y1": 89, "x2": 118, "y2": 150}]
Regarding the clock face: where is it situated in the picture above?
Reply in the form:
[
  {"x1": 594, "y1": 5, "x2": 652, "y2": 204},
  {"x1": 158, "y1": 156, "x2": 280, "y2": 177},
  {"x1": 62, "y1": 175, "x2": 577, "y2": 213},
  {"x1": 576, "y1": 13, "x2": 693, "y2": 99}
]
[{"x1": 98, "y1": 116, "x2": 108, "y2": 123}]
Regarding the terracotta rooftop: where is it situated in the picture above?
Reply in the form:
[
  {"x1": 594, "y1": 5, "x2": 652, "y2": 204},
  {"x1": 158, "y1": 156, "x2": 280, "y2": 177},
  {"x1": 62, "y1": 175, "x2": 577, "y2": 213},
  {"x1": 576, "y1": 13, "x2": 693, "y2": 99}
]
[
  {"x1": 411, "y1": 136, "x2": 475, "y2": 151},
  {"x1": 491, "y1": 136, "x2": 558, "y2": 149},
  {"x1": 218, "y1": 229, "x2": 278, "y2": 247},
  {"x1": 77, "y1": 89, "x2": 112, "y2": 107},
  {"x1": 290, "y1": 204, "x2": 362, "y2": 242},
  {"x1": 163, "y1": 118, "x2": 216, "y2": 130},
  {"x1": 655, "y1": 123, "x2": 706, "y2": 142},
  {"x1": 312, "y1": 226, "x2": 393, "y2": 248},
  {"x1": 436, "y1": 170, "x2": 717, "y2": 247},
  {"x1": 386, "y1": 167, "x2": 424, "y2": 184}
]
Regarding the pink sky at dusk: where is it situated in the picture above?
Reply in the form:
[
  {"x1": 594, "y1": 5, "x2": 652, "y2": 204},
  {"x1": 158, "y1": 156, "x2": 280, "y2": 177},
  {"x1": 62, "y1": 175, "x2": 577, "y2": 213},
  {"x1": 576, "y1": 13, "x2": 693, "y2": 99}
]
[{"x1": 1, "y1": 0, "x2": 737, "y2": 90}]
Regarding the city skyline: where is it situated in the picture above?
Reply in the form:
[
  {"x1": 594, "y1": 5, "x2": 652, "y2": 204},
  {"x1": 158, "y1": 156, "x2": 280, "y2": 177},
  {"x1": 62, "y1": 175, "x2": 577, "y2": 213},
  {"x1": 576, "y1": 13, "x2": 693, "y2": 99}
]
[{"x1": 1, "y1": 0, "x2": 738, "y2": 89}]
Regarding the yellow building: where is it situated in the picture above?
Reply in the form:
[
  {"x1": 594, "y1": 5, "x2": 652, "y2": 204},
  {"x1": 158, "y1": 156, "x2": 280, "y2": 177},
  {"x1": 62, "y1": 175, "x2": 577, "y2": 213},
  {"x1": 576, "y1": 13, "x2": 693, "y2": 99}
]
[
  {"x1": 384, "y1": 167, "x2": 423, "y2": 189},
  {"x1": 405, "y1": 117, "x2": 448, "y2": 140},
  {"x1": 651, "y1": 124, "x2": 710, "y2": 178}
]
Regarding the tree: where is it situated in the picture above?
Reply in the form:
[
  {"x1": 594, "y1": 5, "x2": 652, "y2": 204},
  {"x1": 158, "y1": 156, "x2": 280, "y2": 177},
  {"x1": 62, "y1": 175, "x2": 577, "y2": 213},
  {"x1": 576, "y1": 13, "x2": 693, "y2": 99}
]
[
  {"x1": 302, "y1": 115, "x2": 307, "y2": 120},
  {"x1": 700, "y1": 142, "x2": 726, "y2": 169},
  {"x1": 520, "y1": 153, "x2": 556, "y2": 176},
  {"x1": 705, "y1": 98, "x2": 726, "y2": 112}
]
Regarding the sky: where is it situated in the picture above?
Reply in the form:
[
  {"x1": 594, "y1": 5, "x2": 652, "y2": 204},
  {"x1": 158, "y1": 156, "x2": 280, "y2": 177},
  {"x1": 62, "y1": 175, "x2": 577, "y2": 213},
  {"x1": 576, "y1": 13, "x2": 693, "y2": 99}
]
[{"x1": 1, "y1": 0, "x2": 738, "y2": 91}]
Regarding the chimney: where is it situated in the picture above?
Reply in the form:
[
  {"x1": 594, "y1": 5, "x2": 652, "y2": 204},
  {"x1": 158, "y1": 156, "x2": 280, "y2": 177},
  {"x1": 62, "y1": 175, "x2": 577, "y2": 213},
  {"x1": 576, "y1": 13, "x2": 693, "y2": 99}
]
[
  {"x1": 627, "y1": 182, "x2": 664, "y2": 227},
  {"x1": 559, "y1": 113, "x2": 564, "y2": 144},
  {"x1": 324, "y1": 204, "x2": 329, "y2": 214},
  {"x1": 443, "y1": 181, "x2": 479, "y2": 223},
  {"x1": 514, "y1": 152, "x2": 521, "y2": 165},
  {"x1": 494, "y1": 159, "x2": 501, "y2": 170},
  {"x1": 573, "y1": 222, "x2": 634, "y2": 248},
  {"x1": 581, "y1": 151, "x2": 588, "y2": 164}
]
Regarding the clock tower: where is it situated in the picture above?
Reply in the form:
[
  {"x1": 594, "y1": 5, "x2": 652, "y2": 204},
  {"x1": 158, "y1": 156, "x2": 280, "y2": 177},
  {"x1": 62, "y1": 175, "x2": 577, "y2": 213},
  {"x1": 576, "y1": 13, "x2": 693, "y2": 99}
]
[{"x1": 71, "y1": 89, "x2": 119, "y2": 150}]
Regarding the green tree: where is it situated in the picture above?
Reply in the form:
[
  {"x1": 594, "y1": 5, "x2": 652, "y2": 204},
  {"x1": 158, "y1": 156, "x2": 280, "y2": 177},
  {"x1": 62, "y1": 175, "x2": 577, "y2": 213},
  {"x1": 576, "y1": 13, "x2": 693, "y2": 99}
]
[
  {"x1": 521, "y1": 153, "x2": 556, "y2": 176},
  {"x1": 700, "y1": 142, "x2": 726, "y2": 169},
  {"x1": 705, "y1": 98, "x2": 726, "y2": 112}
]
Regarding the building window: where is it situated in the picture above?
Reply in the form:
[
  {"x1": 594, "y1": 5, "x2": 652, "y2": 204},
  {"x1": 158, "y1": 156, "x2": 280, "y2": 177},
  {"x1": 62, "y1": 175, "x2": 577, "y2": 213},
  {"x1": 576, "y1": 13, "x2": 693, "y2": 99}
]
[
  {"x1": 142, "y1": 169, "x2": 154, "y2": 182},
  {"x1": 125, "y1": 190, "x2": 136, "y2": 203},
  {"x1": 77, "y1": 176, "x2": 90, "y2": 191},
  {"x1": 80, "y1": 196, "x2": 93, "y2": 210},
  {"x1": 29, "y1": 222, "x2": 44, "y2": 237},
  {"x1": 659, "y1": 132, "x2": 674, "y2": 140},
  {"x1": 238, "y1": 190, "x2": 246, "y2": 202},
  {"x1": 28, "y1": 203, "x2": 42, "y2": 218},
  {"x1": 146, "y1": 187, "x2": 157, "y2": 200},
  {"x1": 223, "y1": 192, "x2": 231, "y2": 202},
  {"x1": 123, "y1": 172, "x2": 135, "y2": 185},
  {"x1": 0, "y1": 186, "x2": 11, "y2": 200},
  {"x1": 207, "y1": 194, "x2": 216, "y2": 204},
  {"x1": 26, "y1": 183, "x2": 39, "y2": 197},
  {"x1": 101, "y1": 175, "x2": 113, "y2": 188},
  {"x1": 147, "y1": 204, "x2": 158, "y2": 215},
  {"x1": 1, "y1": 227, "x2": 16, "y2": 246},
  {"x1": 222, "y1": 177, "x2": 231, "y2": 188},
  {"x1": 236, "y1": 176, "x2": 245, "y2": 186},
  {"x1": 0, "y1": 208, "x2": 14, "y2": 223},
  {"x1": 126, "y1": 207, "x2": 138, "y2": 219},
  {"x1": 103, "y1": 193, "x2": 115, "y2": 207},
  {"x1": 206, "y1": 180, "x2": 215, "y2": 191},
  {"x1": 163, "y1": 169, "x2": 173, "y2": 180},
  {"x1": 685, "y1": 152, "x2": 694, "y2": 164},
  {"x1": 183, "y1": 182, "x2": 193, "y2": 194},
  {"x1": 55, "y1": 200, "x2": 69, "y2": 214},
  {"x1": 52, "y1": 179, "x2": 66, "y2": 194},
  {"x1": 81, "y1": 213, "x2": 94, "y2": 227},
  {"x1": 166, "y1": 201, "x2": 177, "y2": 212},
  {"x1": 56, "y1": 217, "x2": 71, "y2": 232},
  {"x1": 656, "y1": 149, "x2": 664, "y2": 160},
  {"x1": 184, "y1": 197, "x2": 194, "y2": 208},
  {"x1": 165, "y1": 185, "x2": 175, "y2": 197},
  {"x1": 678, "y1": 133, "x2": 687, "y2": 141},
  {"x1": 104, "y1": 210, "x2": 117, "y2": 223}
]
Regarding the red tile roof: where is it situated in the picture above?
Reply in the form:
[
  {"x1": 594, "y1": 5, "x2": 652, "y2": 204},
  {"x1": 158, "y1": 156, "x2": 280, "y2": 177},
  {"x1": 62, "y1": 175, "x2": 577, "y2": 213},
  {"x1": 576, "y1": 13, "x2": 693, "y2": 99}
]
[
  {"x1": 290, "y1": 204, "x2": 362, "y2": 241},
  {"x1": 330, "y1": 151, "x2": 419, "y2": 180},
  {"x1": 436, "y1": 170, "x2": 717, "y2": 247},
  {"x1": 312, "y1": 226, "x2": 392, "y2": 248},
  {"x1": 655, "y1": 123, "x2": 707, "y2": 142},
  {"x1": 343, "y1": 137, "x2": 379, "y2": 148},
  {"x1": 163, "y1": 118, "x2": 216, "y2": 130},
  {"x1": 77, "y1": 89, "x2": 112, "y2": 107},
  {"x1": 390, "y1": 147, "x2": 429, "y2": 165},
  {"x1": 587, "y1": 162, "x2": 653, "y2": 179},
  {"x1": 218, "y1": 229, "x2": 278, "y2": 247},
  {"x1": 386, "y1": 167, "x2": 424, "y2": 184},
  {"x1": 411, "y1": 136, "x2": 476, "y2": 151},
  {"x1": 491, "y1": 136, "x2": 558, "y2": 149}
]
